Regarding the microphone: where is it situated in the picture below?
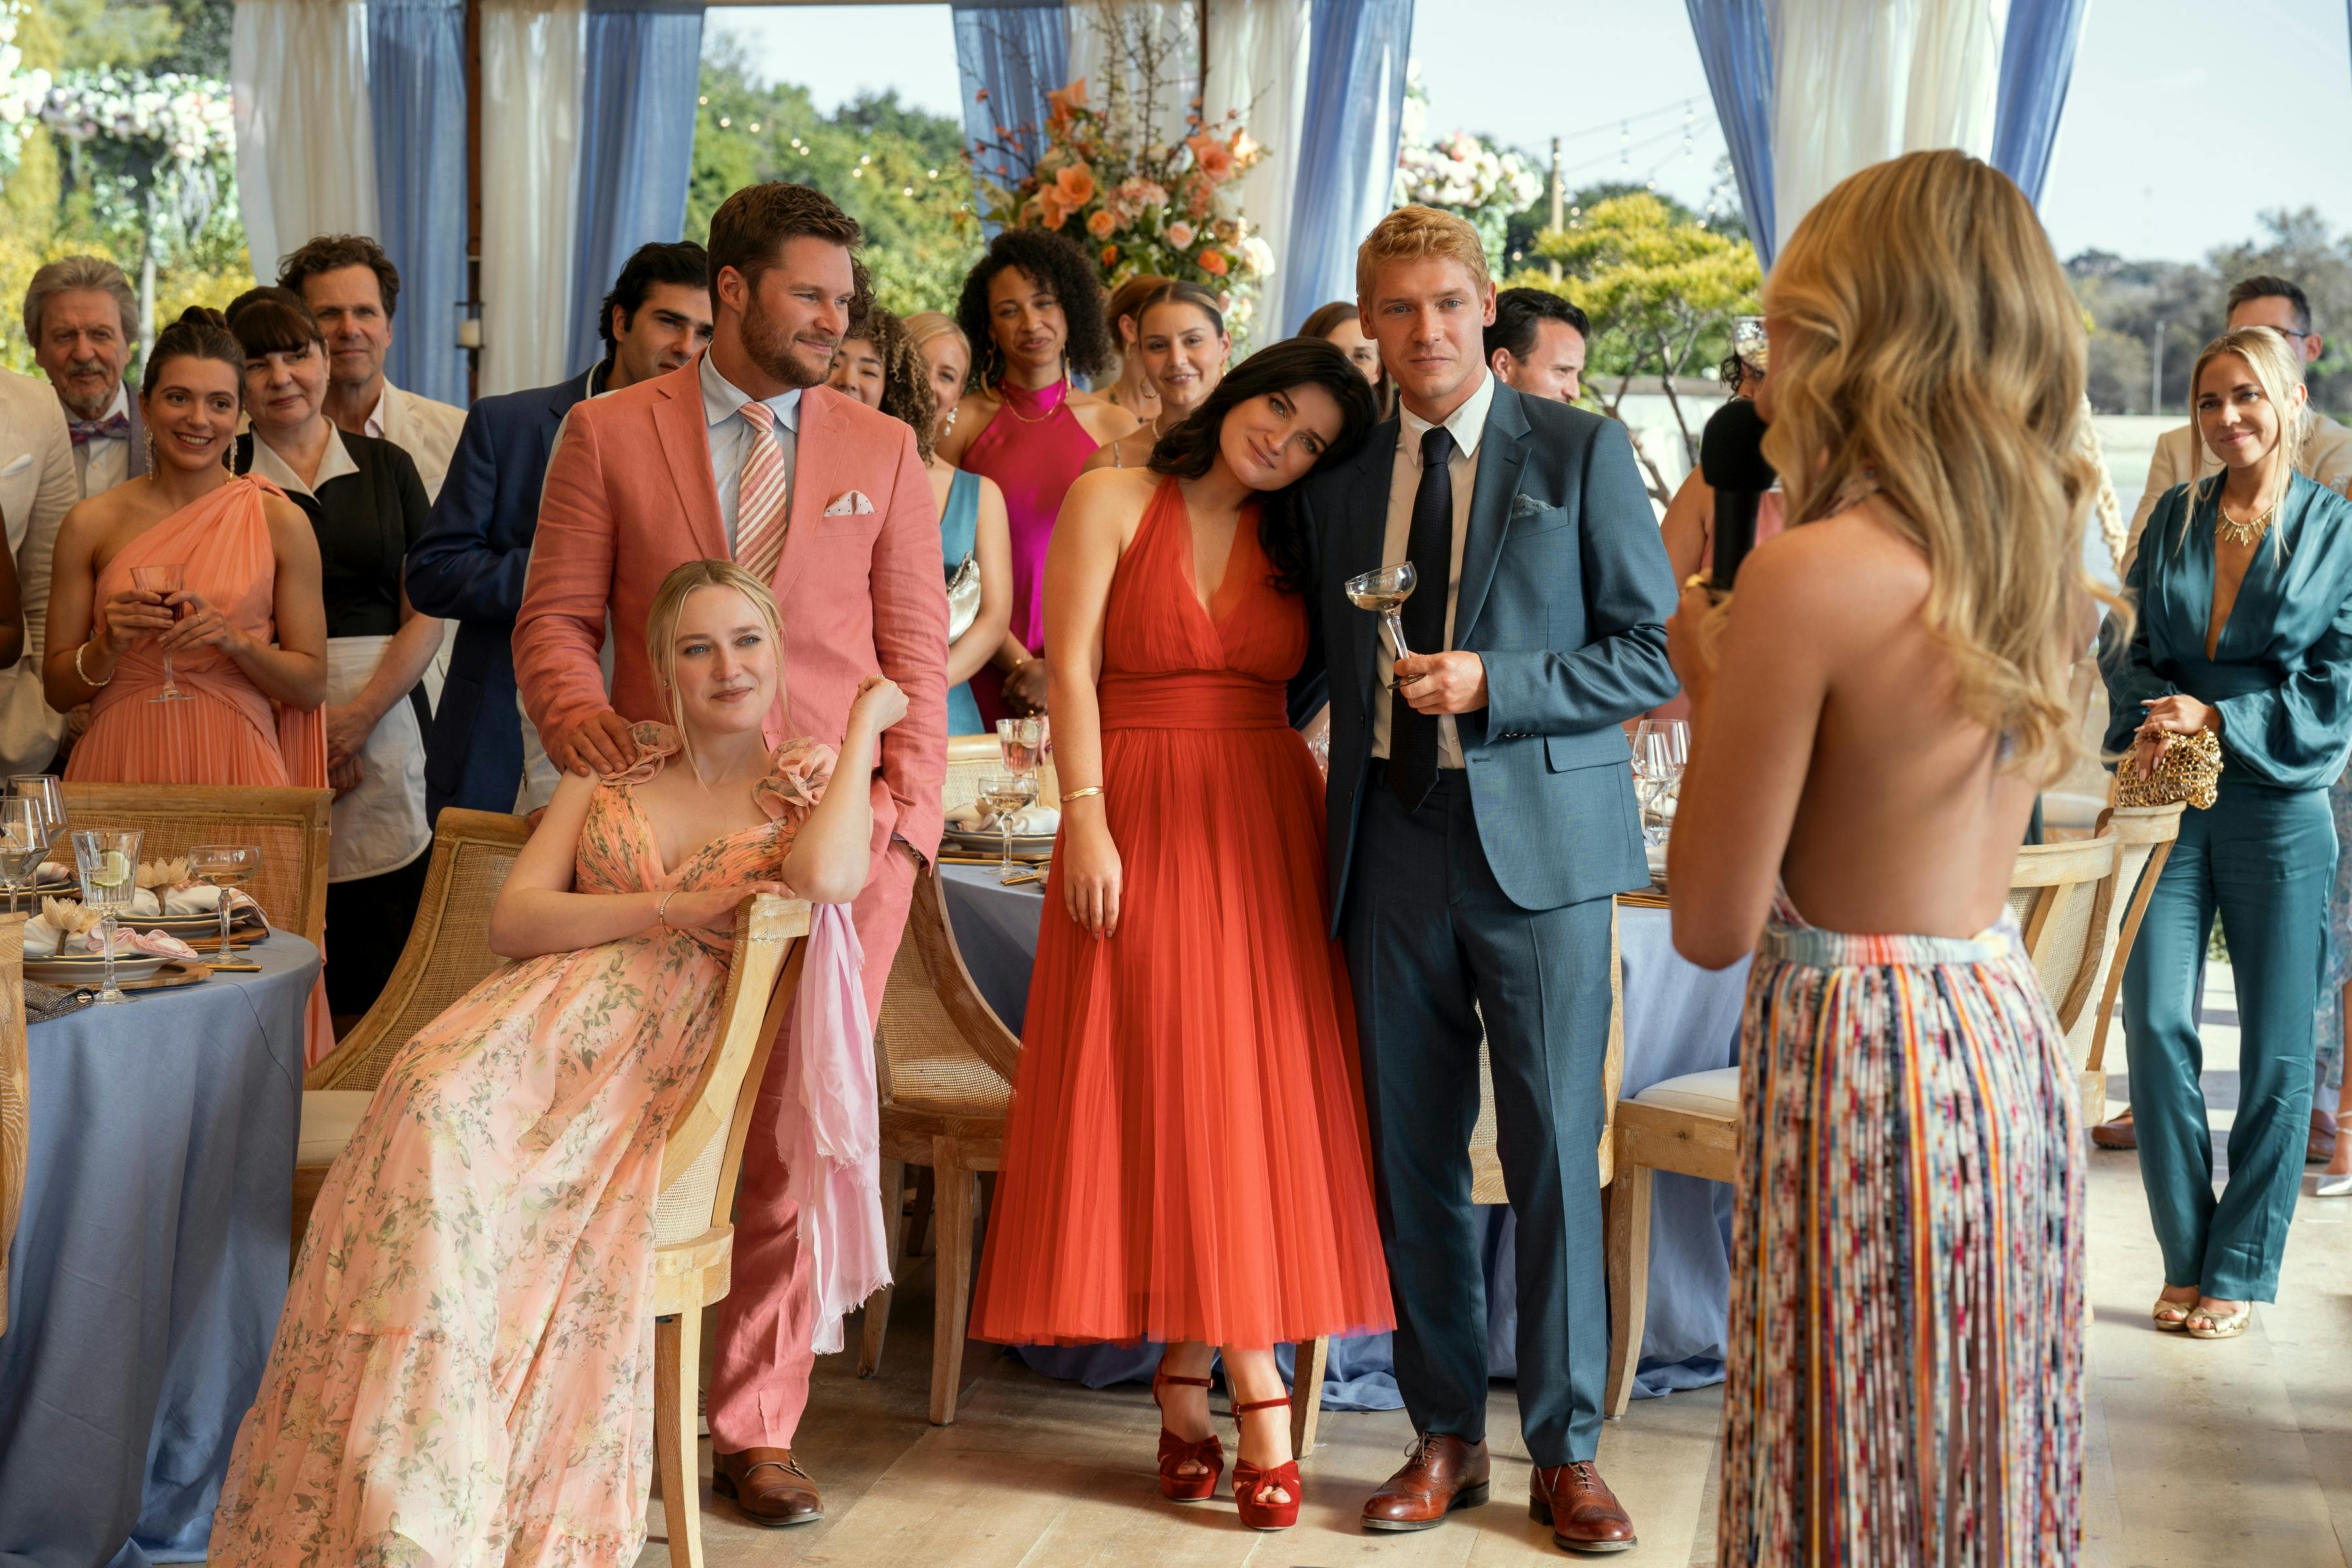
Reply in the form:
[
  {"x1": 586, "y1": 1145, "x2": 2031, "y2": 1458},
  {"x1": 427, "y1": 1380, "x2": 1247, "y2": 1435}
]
[{"x1": 1698, "y1": 397, "x2": 1776, "y2": 591}]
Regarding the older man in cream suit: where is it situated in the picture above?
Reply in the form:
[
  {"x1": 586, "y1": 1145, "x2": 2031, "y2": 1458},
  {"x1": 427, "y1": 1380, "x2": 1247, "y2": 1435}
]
[
  {"x1": 2123, "y1": 274, "x2": 2352, "y2": 568},
  {"x1": 515, "y1": 180, "x2": 945, "y2": 1529},
  {"x1": 0, "y1": 366, "x2": 80, "y2": 772}
]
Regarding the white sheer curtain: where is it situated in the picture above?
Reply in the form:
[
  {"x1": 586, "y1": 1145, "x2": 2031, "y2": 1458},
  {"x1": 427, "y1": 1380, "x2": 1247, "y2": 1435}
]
[
  {"x1": 1205, "y1": 0, "x2": 1310, "y2": 331},
  {"x1": 478, "y1": 0, "x2": 585, "y2": 395},
  {"x1": 1066, "y1": 1, "x2": 1196, "y2": 152},
  {"x1": 1767, "y1": 0, "x2": 2004, "y2": 257},
  {"x1": 231, "y1": 0, "x2": 380, "y2": 280}
]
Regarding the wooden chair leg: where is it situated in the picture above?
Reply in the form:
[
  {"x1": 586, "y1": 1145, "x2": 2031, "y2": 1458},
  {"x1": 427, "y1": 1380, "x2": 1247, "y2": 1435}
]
[
  {"x1": 654, "y1": 1304, "x2": 706, "y2": 1568},
  {"x1": 929, "y1": 1139, "x2": 976, "y2": 1426},
  {"x1": 1290, "y1": 1336, "x2": 1329, "y2": 1458},
  {"x1": 1603, "y1": 1160, "x2": 1653, "y2": 1419},
  {"x1": 906, "y1": 1166, "x2": 936, "y2": 1258},
  {"x1": 858, "y1": 1156, "x2": 906, "y2": 1379}
]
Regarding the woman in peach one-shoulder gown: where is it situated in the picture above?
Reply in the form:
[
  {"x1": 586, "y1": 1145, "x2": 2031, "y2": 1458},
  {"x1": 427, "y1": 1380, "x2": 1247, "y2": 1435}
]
[{"x1": 210, "y1": 561, "x2": 903, "y2": 1565}]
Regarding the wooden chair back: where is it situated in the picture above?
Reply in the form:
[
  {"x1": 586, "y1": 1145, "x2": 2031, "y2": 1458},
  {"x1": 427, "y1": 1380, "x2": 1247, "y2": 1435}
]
[
  {"x1": 877, "y1": 864, "x2": 1021, "y2": 1116},
  {"x1": 61, "y1": 783, "x2": 331, "y2": 945},
  {"x1": 2005, "y1": 829, "x2": 2121, "y2": 1038},
  {"x1": 0, "y1": 917, "x2": 25, "y2": 1336},
  {"x1": 307, "y1": 809, "x2": 531, "y2": 1092},
  {"x1": 652, "y1": 894, "x2": 810, "y2": 1249},
  {"x1": 2080, "y1": 804, "x2": 2183, "y2": 1076},
  {"x1": 1469, "y1": 902, "x2": 1624, "y2": 1201}
]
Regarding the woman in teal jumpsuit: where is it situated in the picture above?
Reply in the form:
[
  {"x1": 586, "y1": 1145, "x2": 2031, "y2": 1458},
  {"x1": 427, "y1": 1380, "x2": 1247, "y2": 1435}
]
[{"x1": 2103, "y1": 331, "x2": 2352, "y2": 1337}]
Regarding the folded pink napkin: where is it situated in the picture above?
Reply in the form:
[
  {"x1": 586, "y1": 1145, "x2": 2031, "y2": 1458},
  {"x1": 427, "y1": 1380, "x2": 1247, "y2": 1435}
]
[{"x1": 774, "y1": 902, "x2": 889, "y2": 1355}]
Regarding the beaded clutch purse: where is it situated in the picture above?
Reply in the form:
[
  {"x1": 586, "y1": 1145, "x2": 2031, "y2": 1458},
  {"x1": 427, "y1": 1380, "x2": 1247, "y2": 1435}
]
[{"x1": 2114, "y1": 727, "x2": 2222, "y2": 810}]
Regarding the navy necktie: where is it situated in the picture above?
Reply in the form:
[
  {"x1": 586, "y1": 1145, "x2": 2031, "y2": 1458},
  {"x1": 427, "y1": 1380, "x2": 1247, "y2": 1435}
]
[{"x1": 1389, "y1": 423, "x2": 1453, "y2": 809}]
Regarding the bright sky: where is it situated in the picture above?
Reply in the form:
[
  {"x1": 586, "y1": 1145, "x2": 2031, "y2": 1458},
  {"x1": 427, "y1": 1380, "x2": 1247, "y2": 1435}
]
[{"x1": 706, "y1": 0, "x2": 2352, "y2": 265}]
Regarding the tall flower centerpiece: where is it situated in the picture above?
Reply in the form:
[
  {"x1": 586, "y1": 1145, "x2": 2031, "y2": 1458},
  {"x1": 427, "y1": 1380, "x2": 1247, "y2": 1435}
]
[
  {"x1": 971, "y1": 76, "x2": 1273, "y2": 335},
  {"x1": 1390, "y1": 67, "x2": 1541, "y2": 278}
]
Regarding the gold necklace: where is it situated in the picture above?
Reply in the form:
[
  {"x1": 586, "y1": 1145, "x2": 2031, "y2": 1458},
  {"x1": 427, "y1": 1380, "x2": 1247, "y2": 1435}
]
[
  {"x1": 992, "y1": 374, "x2": 1070, "y2": 424},
  {"x1": 2215, "y1": 492, "x2": 2279, "y2": 547}
]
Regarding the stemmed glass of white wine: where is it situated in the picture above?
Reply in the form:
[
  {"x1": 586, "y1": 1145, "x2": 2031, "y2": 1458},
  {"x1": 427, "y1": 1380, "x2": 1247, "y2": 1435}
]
[
  {"x1": 977, "y1": 772, "x2": 1038, "y2": 883},
  {"x1": 0, "y1": 797, "x2": 41, "y2": 915},
  {"x1": 1631, "y1": 720, "x2": 1689, "y2": 848},
  {"x1": 72, "y1": 826, "x2": 141, "y2": 1004},
  {"x1": 187, "y1": 842, "x2": 263, "y2": 958},
  {"x1": 1345, "y1": 564, "x2": 1418, "y2": 688}
]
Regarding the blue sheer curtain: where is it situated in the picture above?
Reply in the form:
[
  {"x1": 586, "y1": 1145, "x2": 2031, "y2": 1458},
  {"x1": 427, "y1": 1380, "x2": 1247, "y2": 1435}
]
[
  {"x1": 568, "y1": 0, "x2": 706, "y2": 374},
  {"x1": 951, "y1": 0, "x2": 1069, "y2": 229},
  {"x1": 1990, "y1": 0, "x2": 2088, "y2": 206},
  {"x1": 1277, "y1": 0, "x2": 1413, "y2": 337},
  {"x1": 1685, "y1": 0, "x2": 1776, "y2": 270},
  {"x1": 367, "y1": 0, "x2": 468, "y2": 406}
]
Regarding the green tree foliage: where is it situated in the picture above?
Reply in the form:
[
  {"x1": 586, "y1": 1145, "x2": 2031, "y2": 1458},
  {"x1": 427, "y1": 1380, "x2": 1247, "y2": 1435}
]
[{"x1": 688, "y1": 44, "x2": 979, "y2": 318}]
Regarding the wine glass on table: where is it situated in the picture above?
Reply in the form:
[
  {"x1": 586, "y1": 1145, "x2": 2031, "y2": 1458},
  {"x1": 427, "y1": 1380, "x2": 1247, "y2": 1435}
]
[
  {"x1": 11, "y1": 776, "x2": 66, "y2": 889},
  {"x1": 1345, "y1": 564, "x2": 1418, "y2": 687},
  {"x1": 187, "y1": 842, "x2": 262, "y2": 959},
  {"x1": 1631, "y1": 720, "x2": 1689, "y2": 849},
  {"x1": 977, "y1": 772, "x2": 1038, "y2": 883},
  {"x1": 0, "y1": 798, "x2": 40, "y2": 915},
  {"x1": 130, "y1": 562, "x2": 193, "y2": 703},
  {"x1": 996, "y1": 715, "x2": 1045, "y2": 777},
  {"x1": 72, "y1": 827, "x2": 141, "y2": 1005}
]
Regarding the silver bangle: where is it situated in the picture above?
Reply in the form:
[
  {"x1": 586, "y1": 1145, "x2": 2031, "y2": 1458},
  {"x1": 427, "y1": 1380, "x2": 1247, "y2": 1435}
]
[{"x1": 74, "y1": 641, "x2": 110, "y2": 688}]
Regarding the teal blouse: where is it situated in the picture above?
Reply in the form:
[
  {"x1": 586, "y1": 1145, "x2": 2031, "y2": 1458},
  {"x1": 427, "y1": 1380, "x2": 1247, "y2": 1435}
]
[{"x1": 2103, "y1": 471, "x2": 2352, "y2": 791}]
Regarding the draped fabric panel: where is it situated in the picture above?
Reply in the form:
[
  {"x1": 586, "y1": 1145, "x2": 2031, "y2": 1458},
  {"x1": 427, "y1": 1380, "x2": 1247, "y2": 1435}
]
[
  {"x1": 1991, "y1": 0, "x2": 2089, "y2": 206},
  {"x1": 567, "y1": 0, "x2": 706, "y2": 374},
  {"x1": 231, "y1": 0, "x2": 381, "y2": 284},
  {"x1": 1684, "y1": 0, "x2": 1777, "y2": 269},
  {"x1": 1766, "y1": 0, "x2": 1999, "y2": 257},
  {"x1": 1068, "y1": 1, "x2": 1194, "y2": 154},
  {"x1": 951, "y1": 0, "x2": 1071, "y2": 229},
  {"x1": 479, "y1": 0, "x2": 585, "y2": 395},
  {"x1": 1277, "y1": 0, "x2": 1412, "y2": 336},
  {"x1": 367, "y1": 0, "x2": 468, "y2": 406},
  {"x1": 1205, "y1": 0, "x2": 1311, "y2": 336}
]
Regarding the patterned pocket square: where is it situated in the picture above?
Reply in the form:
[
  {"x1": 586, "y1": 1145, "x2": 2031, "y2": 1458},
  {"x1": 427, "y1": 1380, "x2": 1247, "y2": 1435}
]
[
  {"x1": 1511, "y1": 493, "x2": 1550, "y2": 517},
  {"x1": 823, "y1": 490, "x2": 877, "y2": 516}
]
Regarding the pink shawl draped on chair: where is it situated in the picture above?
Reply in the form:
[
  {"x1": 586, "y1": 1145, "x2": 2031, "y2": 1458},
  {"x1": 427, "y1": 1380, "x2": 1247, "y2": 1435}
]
[{"x1": 777, "y1": 901, "x2": 889, "y2": 1354}]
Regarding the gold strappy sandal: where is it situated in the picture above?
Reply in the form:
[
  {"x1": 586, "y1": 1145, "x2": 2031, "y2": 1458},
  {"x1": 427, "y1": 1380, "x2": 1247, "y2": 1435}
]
[
  {"x1": 2151, "y1": 1294, "x2": 2195, "y2": 1332},
  {"x1": 2184, "y1": 1302, "x2": 2251, "y2": 1340}
]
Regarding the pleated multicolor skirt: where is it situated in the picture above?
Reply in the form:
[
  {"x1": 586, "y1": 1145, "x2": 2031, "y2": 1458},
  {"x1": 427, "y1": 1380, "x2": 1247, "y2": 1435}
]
[{"x1": 1718, "y1": 909, "x2": 2084, "y2": 1567}]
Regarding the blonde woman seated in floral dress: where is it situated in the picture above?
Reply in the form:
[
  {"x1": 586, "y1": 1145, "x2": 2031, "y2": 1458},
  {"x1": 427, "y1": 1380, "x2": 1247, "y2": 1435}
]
[{"x1": 210, "y1": 560, "x2": 905, "y2": 1565}]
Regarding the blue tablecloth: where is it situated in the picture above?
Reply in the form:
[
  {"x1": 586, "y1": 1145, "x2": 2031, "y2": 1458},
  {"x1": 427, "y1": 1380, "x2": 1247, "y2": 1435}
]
[
  {"x1": 937, "y1": 866, "x2": 1748, "y2": 1408},
  {"x1": 0, "y1": 936, "x2": 319, "y2": 1568}
]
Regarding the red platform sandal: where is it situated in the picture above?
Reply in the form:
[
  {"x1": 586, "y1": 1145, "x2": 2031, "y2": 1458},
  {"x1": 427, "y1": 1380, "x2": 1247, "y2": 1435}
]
[
  {"x1": 1229, "y1": 1395, "x2": 1301, "y2": 1531},
  {"x1": 1151, "y1": 1368, "x2": 1224, "y2": 1502}
]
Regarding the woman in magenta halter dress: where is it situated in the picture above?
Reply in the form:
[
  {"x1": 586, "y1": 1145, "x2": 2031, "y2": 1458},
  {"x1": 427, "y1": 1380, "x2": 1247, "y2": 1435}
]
[{"x1": 943, "y1": 230, "x2": 1136, "y2": 724}]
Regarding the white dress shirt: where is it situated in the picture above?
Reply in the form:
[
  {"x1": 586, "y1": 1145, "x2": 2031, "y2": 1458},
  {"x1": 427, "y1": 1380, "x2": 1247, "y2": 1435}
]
[
  {"x1": 698, "y1": 353, "x2": 802, "y2": 555},
  {"x1": 73, "y1": 382, "x2": 133, "y2": 499},
  {"x1": 246, "y1": 423, "x2": 359, "y2": 499},
  {"x1": 1371, "y1": 369, "x2": 1495, "y2": 770}
]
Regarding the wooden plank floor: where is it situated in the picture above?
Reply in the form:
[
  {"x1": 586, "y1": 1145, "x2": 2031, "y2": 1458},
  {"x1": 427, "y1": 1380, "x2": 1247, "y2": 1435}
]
[{"x1": 644, "y1": 1139, "x2": 2352, "y2": 1567}]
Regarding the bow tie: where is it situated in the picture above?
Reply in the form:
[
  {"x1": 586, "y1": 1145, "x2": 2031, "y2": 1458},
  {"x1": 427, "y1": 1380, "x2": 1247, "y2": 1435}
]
[{"x1": 68, "y1": 413, "x2": 130, "y2": 446}]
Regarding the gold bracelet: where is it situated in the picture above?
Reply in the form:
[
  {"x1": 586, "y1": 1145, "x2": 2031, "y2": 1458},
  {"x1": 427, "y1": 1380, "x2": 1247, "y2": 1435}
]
[
  {"x1": 1061, "y1": 785, "x2": 1104, "y2": 802},
  {"x1": 74, "y1": 641, "x2": 110, "y2": 688},
  {"x1": 656, "y1": 890, "x2": 677, "y2": 929},
  {"x1": 1005, "y1": 655, "x2": 1033, "y2": 678}
]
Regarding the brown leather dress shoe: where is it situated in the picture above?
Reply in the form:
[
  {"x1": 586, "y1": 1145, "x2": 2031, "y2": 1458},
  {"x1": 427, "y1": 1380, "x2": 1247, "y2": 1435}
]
[
  {"x1": 1360, "y1": 1434, "x2": 1490, "y2": 1531},
  {"x1": 1531, "y1": 1462, "x2": 1637, "y2": 1553},
  {"x1": 2090, "y1": 1106, "x2": 2136, "y2": 1151},
  {"x1": 713, "y1": 1447, "x2": 823, "y2": 1527}
]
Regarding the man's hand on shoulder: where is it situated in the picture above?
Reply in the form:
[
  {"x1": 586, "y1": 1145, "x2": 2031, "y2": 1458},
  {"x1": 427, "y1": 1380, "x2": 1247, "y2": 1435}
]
[{"x1": 558, "y1": 710, "x2": 638, "y2": 776}]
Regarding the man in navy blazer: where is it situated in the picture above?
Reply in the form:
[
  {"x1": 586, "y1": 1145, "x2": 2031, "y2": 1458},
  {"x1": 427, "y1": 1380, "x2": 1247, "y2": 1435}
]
[
  {"x1": 408, "y1": 241, "x2": 714, "y2": 818},
  {"x1": 1294, "y1": 208, "x2": 1677, "y2": 1550}
]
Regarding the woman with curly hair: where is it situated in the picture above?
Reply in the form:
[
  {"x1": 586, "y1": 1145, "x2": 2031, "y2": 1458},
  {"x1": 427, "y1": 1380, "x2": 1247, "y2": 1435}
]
[
  {"x1": 832, "y1": 308, "x2": 1011, "y2": 734},
  {"x1": 936, "y1": 228, "x2": 1137, "y2": 721}
]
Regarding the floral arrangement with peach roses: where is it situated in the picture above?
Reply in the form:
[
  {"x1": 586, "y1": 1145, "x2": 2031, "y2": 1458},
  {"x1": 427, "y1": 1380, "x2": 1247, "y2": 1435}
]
[{"x1": 970, "y1": 76, "x2": 1273, "y2": 332}]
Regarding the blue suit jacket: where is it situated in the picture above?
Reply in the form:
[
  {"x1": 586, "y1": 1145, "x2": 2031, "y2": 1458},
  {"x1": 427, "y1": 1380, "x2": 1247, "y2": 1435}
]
[
  {"x1": 408, "y1": 363, "x2": 602, "y2": 817},
  {"x1": 1296, "y1": 380, "x2": 1680, "y2": 927}
]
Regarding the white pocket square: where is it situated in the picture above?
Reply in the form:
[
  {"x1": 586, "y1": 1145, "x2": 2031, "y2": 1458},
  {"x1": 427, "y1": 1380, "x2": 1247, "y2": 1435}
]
[
  {"x1": 823, "y1": 490, "x2": 876, "y2": 516},
  {"x1": 0, "y1": 454, "x2": 30, "y2": 479}
]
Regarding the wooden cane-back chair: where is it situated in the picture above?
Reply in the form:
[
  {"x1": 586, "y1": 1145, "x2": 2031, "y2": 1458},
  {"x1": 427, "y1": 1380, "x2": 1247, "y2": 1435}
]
[
  {"x1": 2073, "y1": 802, "x2": 2184, "y2": 1132},
  {"x1": 1600, "y1": 830, "x2": 2121, "y2": 1416},
  {"x1": 858, "y1": 864, "x2": 1016, "y2": 1426},
  {"x1": 292, "y1": 809, "x2": 530, "y2": 1244},
  {"x1": 60, "y1": 783, "x2": 330, "y2": 945},
  {"x1": 651, "y1": 894, "x2": 809, "y2": 1568},
  {"x1": 0, "y1": 917, "x2": 26, "y2": 1336}
]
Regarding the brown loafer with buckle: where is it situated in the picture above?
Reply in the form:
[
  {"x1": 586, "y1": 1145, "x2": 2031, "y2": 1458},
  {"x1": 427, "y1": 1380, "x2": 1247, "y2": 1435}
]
[
  {"x1": 2090, "y1": 1107, "x2": 2136, "y2": 1151},
  {"x1": 1531, "y1": 1462, "x2": 1637, "y2": 1553},
  {"x1": 1361, "y1": 1434, "x2": 1490, "y2": 1531},
  {"x1": 713, "y1": 1446, "x2": 823, "y2": 1527}
]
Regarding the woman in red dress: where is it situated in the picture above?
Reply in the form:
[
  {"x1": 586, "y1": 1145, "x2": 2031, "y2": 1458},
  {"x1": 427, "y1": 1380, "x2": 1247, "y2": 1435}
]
[{"x1": 970, "y1": 339, "x2": 1388, "y2": 1531}]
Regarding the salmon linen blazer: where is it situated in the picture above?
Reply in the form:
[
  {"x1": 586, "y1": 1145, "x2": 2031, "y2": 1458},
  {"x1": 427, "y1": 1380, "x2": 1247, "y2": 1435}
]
[{"x1": 513, "y1": 363, "x2": 949, "y2": 862}]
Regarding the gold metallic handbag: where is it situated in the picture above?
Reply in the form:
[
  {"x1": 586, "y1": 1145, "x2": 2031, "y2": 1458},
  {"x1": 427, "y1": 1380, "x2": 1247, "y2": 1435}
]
[
  {"x1": 2114, "y1": 727, "x2": 2222, "y2": 810},
  {"x1": 945, "y1": 553, "x2": 981, "y2": 642}
]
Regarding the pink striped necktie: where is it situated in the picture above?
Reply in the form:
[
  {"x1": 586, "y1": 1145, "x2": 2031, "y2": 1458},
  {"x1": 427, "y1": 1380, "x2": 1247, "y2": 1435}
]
[{"x1": 734, "y1": 399, "x2": 789, "y2": 581}]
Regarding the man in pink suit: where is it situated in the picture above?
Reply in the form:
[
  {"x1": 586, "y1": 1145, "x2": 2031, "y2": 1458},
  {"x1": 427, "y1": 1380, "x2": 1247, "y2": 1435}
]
[{"x1": 514, "y1": 182, "x2": 947, "y2": 1526}]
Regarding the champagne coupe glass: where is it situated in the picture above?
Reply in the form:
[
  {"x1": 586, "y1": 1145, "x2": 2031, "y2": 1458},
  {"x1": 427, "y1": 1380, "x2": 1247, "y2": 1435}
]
[
  {"x1": 73, "y1": 827, "x2": 141, "y2": 1004},
  {"x1": 131, "y1": 563, "x2": 195, "y2": 704},
  {"x1": 977, "y1": 772, "x2": 1038, "y2": 883},
  {"x1": 1732, "y1": 316, "x2": 1769, "y2": 376},
  {"x1": 1345, "y1": 563, "x2": 1418, "y2": 688},
  {"x1": 10, "y1": 776, "x2": 67, "y2": 887},
  {"x1": 0, "y1": 797, "x2": 39, "y2": 915},
  {"x1": 187, "y1": 842, "x2": 262, "y2": 958},
  {"x1": 995, "y1": 715, "x2": 1045, "y2": 777}
]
